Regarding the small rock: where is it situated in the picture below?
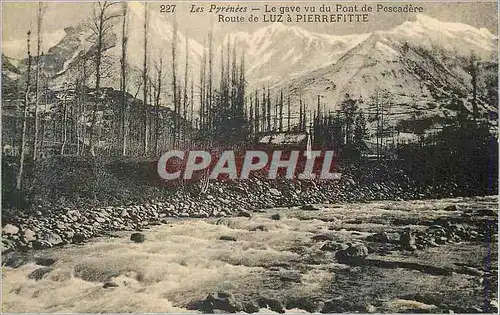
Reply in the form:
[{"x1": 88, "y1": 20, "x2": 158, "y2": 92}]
[
  {"x1": 270, "y1": 214, "x2": 281, "y2": 220},
  {"x1": 40, "y1": 232, "x2": 63, "y2": 247},
  {"x1": 287, "y1": 297, "x2": 324, "y2": 313},
  {"x1": 32, "y1": 240, "x2": 51, "y2": 250},
  {"x1": 278, "y1": 270, "x2": 301, "y2": 283},
  {"x1": 301, "y1": 204, "x2": 320, "y2": 211},
  {"x1": 202, "y1": 291, "x2": 243, "y2": 313},
  {"x1": 28, "y1": 267, "x2": 52, "y2": 280},
  {"x1": 322, "y1": 298, "x2": 364, "y2": 313},
  {"x1": 444, "y1": 205, "x2": 460, "y2": 211},
  {"x1": 366, "y1": 304, "x2": 377, "y2": 313},
  {"x1": 23, "y1": 229, "x2": 37, "y2": 242},
  {"x1": 72, "y1": 233, "x2": 86, "y2": 244},
  {"x1": 369, "y1": 231, "x2": 400, "y2": 243},
  {"x1": 103, "y1": 282, "x2": 119, "y2": 288},
  {"x1": 320, "y1": 242, "x2": 344, "y2": 251},
  {"x1": 35, "y1": 257, "x2": 56, "y2": 266},
  {"x1": 475, "y1": 209, "x2": 496, "y2": 216},
  {"x1": 400, "y1": 229, "x2": 416, "y2": 249},
  {"x1": 437, "y1": 236, "x2": 448, "y2": 244},
  {"x1": 216, "y1": 218, "x2": 230, "y2": 226},
  {"x1": 237, "y1": 210, "x2": 252, "y2": 218},
  {"x1": 243, "y1": 301, "x2": 260, "y2": 313},
  {"x1": 268, "y1": 188, "x2": 281, "y2": 196},
  {"x1": 219, "y1": 235, "x2": 237, "y2": 241},
  {"x1": 428, "y1": 240, "x2": 439, "y2": 247},
  {"x1": 258, "y1": 297, "x2": 285, "y2": 313},
  {"x1": 2, "y1": 252, "x2": 32, "y2": 268},
  {"x1": 130, "y1": 233, "x2": 145, "y2": 243},
  {"x1": 250, "y1": 225, "x2": 268, "y2": 232},
  {"x1": 3, "y1": 224, "x2": 19, "y2": 235},
  {"x1": 312, "y1": 233, "x2": 334, "y2": 241},
  {"x1": 457, "y1": 265, "x2": 484, "y2": 276},
  {"x1": 335, "y1": 244, "x2": 369, "y2": 263}
]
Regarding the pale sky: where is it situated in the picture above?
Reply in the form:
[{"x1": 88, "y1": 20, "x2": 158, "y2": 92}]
[{"x1": 2, "y1": 1, "x2": 498, "y2": 48}]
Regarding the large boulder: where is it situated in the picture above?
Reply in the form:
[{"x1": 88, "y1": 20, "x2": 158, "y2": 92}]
[
  {"x1": 23, "y1": 229, "x2": 37, "y2": 242},
  {"x1": 320, "y1": 242, "x2": 346, "y2": 252},
  {"x1": 130, "y1": 233, "x2": 145, "y2": 243},
  {"x1": 2, "y1": 252, "x2": 33, "y2": 268},
  {"x1": 368, "y1": 231, "x2": 401, "y2": 243},
  {"x1": 258, "y1": 296, "x2": 285, "y2": 313},
  {"x1": 28, "y1": 267, "x2": 52, "y2": 280},
  {"x1": 3, "y1": 224, "x2": 19, "y2": 235},
  {"x1": 36, "y1": 232, "x2": 63, "y2": 248},
  {"x1": 335, "y1": 243, "x2": 369, "y2": 263},
  {"x1": 400, "y1": 229, "x2": 416, "y2": 250},
  {"x1": 201, "y1": 291, "x2": 243, "y2": 313}
]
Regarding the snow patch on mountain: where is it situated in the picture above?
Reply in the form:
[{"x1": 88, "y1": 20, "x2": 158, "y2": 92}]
[
  {"x1": 387, "y1": 14, "x2": 496, "y2": 60},
  {"x1": 221, "y1": 22, "x2": 371, "y2": 87}
]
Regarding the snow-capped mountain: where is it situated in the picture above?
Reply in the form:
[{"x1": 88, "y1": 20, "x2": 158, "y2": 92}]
[
  {"x1": 221, "y1": 23, "x2": 370, "y2": 87},
  {"x1": 387, "y1": 14, "x2": 496, "y2": 61},
  {"x1": 272, "y1": 14, "x2": 497, "y2": 128},
  {"x1": 2, "y1": 10, "x2": 497, "y2": 123},
  {"x1": 7, "y1": 2, "x2": 204, "y2": 98}
]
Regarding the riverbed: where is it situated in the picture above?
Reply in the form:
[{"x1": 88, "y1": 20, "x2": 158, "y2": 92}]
[{"x1": 2, "y1": 196, "x2": 498, "y2": 313}]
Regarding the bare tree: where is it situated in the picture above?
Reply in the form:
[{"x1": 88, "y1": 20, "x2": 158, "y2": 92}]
[
  {"x1": 249, "y1": 96, "x2": 254, "y2": 135},
  {"x1": 120, "y1": 2, "x2": 128, "y2": 156},
  {"x1": 171, "y1": 16, "x2": 178, "y2": 146},
  {"x1": 33, "y1": 2, "x2": 45, "y2": 160},
  {"x1": 266, "y1": 87, "x2": 271, "y2": 131},
  {"x1": 207, "y1": 28, "x2": 213, "y2": 136},
  {"x1": 142, "y1": 2, "x2": 149, "y2": 155},
  {"x1": 199, "y1": 37, "x2": 206, "y2": 130},
  {"x1": 183, "y1": 31, "x2": 190, "y2": 145},
  {"x1": 190, "y1": 77, "x2": 194, "y2": 125},
  {"x1": 254, "y1": 90, "x2": 260, "y2": 133},
  {"x1": 469, "y1": 53, "x2": 478, "y2": 121},
  {"x1": 287, "y1": 95, "x2": 291, "y2": 131},
  {"x1": 299, "y1": 95, "x2": 304, "y2": 132},
  {"x1": 17, "y1": 30, "x2": 33, "y2": 190},
  {"x1": 60, "y1": 83, "x2": 69, "y2": 154},
  {"x1": 279, "y1": 90, "x2": 283, "y2": 131},
  {"x1": 154, "y1": 56, "x2": 165, "y2": 155},
  {"x1": 261, "y1": 88, "x2": 266, "y2": 131},
  {"x1": 86, "y1": 1, "x2": 119, "y2": 155}
]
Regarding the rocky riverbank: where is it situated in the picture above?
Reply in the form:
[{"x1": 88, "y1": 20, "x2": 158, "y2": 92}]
[
  {"x1": 1, "y1": 167, "x2": 465, "y2": 254},
  {"x1": 2, "y1": 154, "x2": 493, "y2": 253}
]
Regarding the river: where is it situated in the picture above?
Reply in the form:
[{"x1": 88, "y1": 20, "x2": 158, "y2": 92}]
[{"x1": 2, "y1": 196, "x2": 498, "y2": 313}]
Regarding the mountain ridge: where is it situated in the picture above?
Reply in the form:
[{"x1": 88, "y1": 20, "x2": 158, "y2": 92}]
[{"x1": 2, "y1": 11, "x2": 497, "y2": 128}]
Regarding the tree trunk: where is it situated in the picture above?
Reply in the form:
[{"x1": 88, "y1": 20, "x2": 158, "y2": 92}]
[
  {"x1": 142, "y1": 2, "x2": 149, "y2": 156},
  {"x1": 171, "y1": 17, "x2": 178, "y2": 147},
  {"x1": 17, "y1": 30, "x2": 33, "y2": 191},
  {"x1": 121, "y1": 2, "x2": 128, "y2": 156},
  {"x1": 33, "y1": 2, "x2": 43, "y2": 160},
  {"x1": 60, "y1": 85, "x2": 69, "y2": 154}
]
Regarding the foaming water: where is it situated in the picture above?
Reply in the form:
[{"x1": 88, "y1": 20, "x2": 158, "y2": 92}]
[
  {"x1": 2, "y1": 216, "x2": 317, "y2": 313},
  {"x1": 2, "y1": 196, "x2": 497, "y2": 313}
]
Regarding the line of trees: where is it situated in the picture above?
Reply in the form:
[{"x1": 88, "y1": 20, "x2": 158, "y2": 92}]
[{"x1": 7, "y1": 1, "x2": 498, "y2": 192}]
